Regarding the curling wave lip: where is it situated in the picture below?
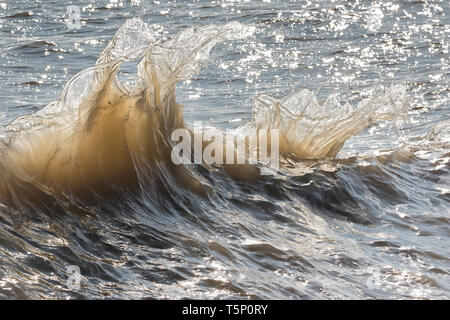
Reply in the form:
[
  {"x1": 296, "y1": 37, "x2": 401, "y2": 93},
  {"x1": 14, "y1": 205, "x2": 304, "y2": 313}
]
[{"x1": 0, "y1": 18, "x2": 408, "y2": 204}]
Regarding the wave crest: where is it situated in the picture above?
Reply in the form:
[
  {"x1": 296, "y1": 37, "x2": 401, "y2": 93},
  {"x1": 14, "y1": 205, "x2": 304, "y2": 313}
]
[{"x1": 0, "y1": 18, "x2": 408, "y2": 205}]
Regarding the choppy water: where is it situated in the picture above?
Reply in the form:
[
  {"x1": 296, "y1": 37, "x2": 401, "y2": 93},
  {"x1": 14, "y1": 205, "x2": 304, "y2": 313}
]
[{"x1": 0, "y1": 0, "x2": 449, "y2": 299}]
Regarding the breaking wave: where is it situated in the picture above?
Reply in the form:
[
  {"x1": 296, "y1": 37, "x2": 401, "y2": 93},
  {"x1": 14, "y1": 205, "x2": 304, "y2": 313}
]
[
  {"x1": 0, "y1": 18, "x2": 409, "y2": 206},
  {"x1": 0, "y1": 14, "x2": 449, "y2": 300}
]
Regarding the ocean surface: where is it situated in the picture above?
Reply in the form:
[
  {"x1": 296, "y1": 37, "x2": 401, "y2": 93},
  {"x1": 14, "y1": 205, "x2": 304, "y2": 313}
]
[{"x1": 0, "y1": 0, "x2": 448, "y2": 299}]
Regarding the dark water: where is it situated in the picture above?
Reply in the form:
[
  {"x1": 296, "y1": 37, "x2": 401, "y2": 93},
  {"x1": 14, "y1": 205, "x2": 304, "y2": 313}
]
[{"x1": 0, "y1": 0, "x2": 449, "y2": 299}]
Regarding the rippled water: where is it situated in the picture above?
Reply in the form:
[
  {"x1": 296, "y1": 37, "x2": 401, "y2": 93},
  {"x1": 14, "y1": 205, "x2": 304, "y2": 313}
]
[{"x1": 0, "y1": 0, "x2": 449, "y2": 299}]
